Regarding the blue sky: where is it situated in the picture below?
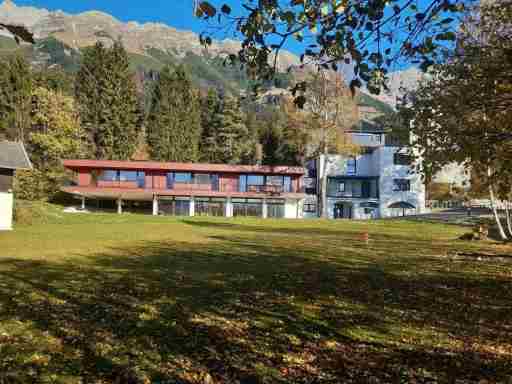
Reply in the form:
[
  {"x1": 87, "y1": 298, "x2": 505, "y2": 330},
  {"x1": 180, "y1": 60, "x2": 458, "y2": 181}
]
[{"x1": 14, "y1": 0, "x2": 206, "y2": 32}]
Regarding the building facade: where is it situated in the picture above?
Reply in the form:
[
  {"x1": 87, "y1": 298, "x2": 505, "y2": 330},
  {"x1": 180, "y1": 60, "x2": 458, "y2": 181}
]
[
  {"x1": 303, "y1": 130, "x2": 426, "y2": 220},
  {"x1": 0, "y1": 141, "x2": 32, "y2": 230},
  {"x1": 62, "y1": 160, "x2": 306, "y2": 219}
]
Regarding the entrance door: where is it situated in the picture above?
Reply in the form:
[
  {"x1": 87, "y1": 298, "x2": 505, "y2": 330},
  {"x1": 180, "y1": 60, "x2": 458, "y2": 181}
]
[
  {"x1": 334, "y1": 203, "x2": 352, "y2": 219},
  {"x1": 334, "y1": 203, "x2": 344, "y2": 219}
]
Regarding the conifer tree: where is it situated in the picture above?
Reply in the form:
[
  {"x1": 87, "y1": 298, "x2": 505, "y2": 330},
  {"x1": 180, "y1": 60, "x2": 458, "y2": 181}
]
[
  {"x1": 209, "y1": 95, "x2": 255, "y2": 164},
  {"x1": 199, "y1": 88, "x2": 222, "y2": 162},
  {"x1": 146, "y1": 65, "x2": 201, "y2": 162},
  {"x1": 0, "y1": 55, "x2": 32, "y2": 141},
  {"x1": 75, "y1": 41, "x2": 140, "y2": 160}
]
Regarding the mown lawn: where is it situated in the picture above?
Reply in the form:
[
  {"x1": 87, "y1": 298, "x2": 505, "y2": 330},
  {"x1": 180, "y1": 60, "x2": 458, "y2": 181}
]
[{"x1": 1, "y1": 208, "x2": 511, "y2": 383}]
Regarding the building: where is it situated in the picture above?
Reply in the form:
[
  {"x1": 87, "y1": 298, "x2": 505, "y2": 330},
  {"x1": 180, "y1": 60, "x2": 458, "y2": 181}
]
[
  {"x1": 61, "y1": 160, "x2": 306, "y2": 219},
  {"x1": 303, "y1": 128, "x2": 426, "y2": 219},
  {"x1": 0, "y1": 141, "x2": 32, "y2": 230}
]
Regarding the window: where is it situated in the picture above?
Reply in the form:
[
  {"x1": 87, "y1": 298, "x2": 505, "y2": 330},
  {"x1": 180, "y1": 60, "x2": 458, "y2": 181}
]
[
  {"x1": 283, "y1": 176, "x2": 292, "y2": 193},
  {"x1": 303, "y1": 203, "x2": 317, "y2": 213},
  {"x1": 247, "y1": 175, "x2": 265, "y2": 186},
  {"x1": 267, "y1": 199, "x2": 285, "y2": 218},
  {"x1": 266, "y1": 175, "x2": 283, "y2": 186},
  {"x1": 233, "y1": 198, "x2": 263, "y2": 217},
  {"x1": 393, "y1": 179, "x2": 411, "y2": 192},
  {"x1": 174, "y1": 173, "x2": 192, "y2": 183},
  {"x1": 194, "y1": 174, "x2": 211, "y2": 184},
  {"x1": 119, "y1": 171, "x2": 137, "y2": 182},
  {"x1": 338, "y1": 182, "x2": 346, "y2": 193},
  {"x1": 394, "y1": 153, "x2": 413, "y2": 165},
  {"x1": 99, "y1": 170, "x2": 119, "y2": 181},
  {"x1": 239, "y1": 175, "x2": 247, "y2": 192},
  {"x1": 346, "y1": 158, "x2": 356, "y2": 175}
]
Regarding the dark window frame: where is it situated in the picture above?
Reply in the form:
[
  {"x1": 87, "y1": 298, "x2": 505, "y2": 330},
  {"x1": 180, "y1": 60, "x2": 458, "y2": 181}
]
[{"x1": 393, "y1": 179, "x2": 411, "y2": 192}]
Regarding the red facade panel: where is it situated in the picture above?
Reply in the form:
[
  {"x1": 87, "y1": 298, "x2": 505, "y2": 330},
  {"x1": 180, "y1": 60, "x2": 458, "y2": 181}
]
[
  {"x1": 63, "y1": 160, "x2": 306, "y2": 200},
  {"x1": 78, "y1": 170, "x2": 91, "y2": 186}
]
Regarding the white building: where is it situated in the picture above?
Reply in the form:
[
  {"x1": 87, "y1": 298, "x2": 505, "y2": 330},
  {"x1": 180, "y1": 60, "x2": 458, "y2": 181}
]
[
  {"x1": 0, "y1": 141, "x2": 32, "y2": 231},
  {"x1": 303, "y1": 128, "x2": 426, "y2": 219}
]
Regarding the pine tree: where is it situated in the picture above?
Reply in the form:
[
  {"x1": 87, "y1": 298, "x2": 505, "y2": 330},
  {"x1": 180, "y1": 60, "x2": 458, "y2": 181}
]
[
  {"x1": 75, "y1": 41, "x2": 140, "y2": 160},
  {"x1": 208, "y1": 95, "x2": 255, "y2": 164},
  {"x1": 146, "y1": 65, "x2": 201, "y2": 162},
  {"x1": 0, "y1": 55, "x2": 32, "y2": 141},
  {"x1": 199, "y1": 88, "x2": 223, "y2": 162}
]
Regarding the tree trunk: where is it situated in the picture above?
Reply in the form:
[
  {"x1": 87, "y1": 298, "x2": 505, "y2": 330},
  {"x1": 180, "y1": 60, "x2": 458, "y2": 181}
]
[
  {"x1": 506, "y1": 200, "x2": 512, "y2": 238},
  {"x1": 320, "y1": 154, "x2": 329, "y2": 218},
  {"x1": 488, "y1": 168, "x2": 507, "y2": 240}
]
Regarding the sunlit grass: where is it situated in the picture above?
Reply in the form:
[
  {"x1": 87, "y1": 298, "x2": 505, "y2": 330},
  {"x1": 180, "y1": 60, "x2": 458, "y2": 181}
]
[{"x1": 0, "y1": 206, "x2": 511, "y2": 382}]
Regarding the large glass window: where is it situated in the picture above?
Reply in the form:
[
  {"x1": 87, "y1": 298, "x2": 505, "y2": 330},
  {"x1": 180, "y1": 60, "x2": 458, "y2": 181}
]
[
  {"x1": 394, "y1": 153, "x2": 412, "y2": 165},
  {"x1": 195, "y1": 197, "x2": 225, "y2": 217},
  {"x1": 211, "y1": 174, "x2": 219, "y2": 191},
  {"x1": 174, "y1": 173, "x2": 192, "y2": 183},
  {"x1": 159, "y1": 197, "x2": 190, "y2": 216},
  {"x1": 119, "y1": 171, "x2": 137, "y2": 182},
  {"x1": 194, "y1": 174, "x2": 211, "y2": 184},
  {"x1": 99, "y1": 170, "x2": 119, "y2": 181},
  {"x1": 346, "y1": 158, "x2": 357, "y2": 175},
  {"x1": 284, "y1": 176, "x2": 292, "y2": 193},
  {"x1": 239, "y1": 175, "x2": 247, "y2": 192},
  {"x1": 393, "y1": 179, "x2": 411, "y2": 192},
  {"x1": 233, "y1": 198, "x2": 263, "y2": 217},
  {"x1": 267, "y1": 199, "x2": 285, "y2": 218},
  {"x1": 267, "y1": 175, "x2": 283, "y2": 186},
  {"x1": 328, "y1": 178, "x2": 378, "y2": 198},
  {"x1": 247, "y1": 175, "x2": 265, "y2": 186}
]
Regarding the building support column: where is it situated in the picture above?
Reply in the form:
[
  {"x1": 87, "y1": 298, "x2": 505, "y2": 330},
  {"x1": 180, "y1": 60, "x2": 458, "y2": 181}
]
[
  {"x1": 117, "y1": 198, "x2": 122, "y2": 214},
  {"x1": 189, "y1": 196, "x2": 195, "y2": 217},
  {"x1": 81, "y1": 196, "x2": 86, "y2": 210},
  {"x1": 152, "y1": 195, "x2": 159, "y2": 216},
  {"x1": 262, "y1": 198, "x2": 268, "y2": 219},
  {"x1": 225, "y1": 197, "x2": 233, "y2": 218}
]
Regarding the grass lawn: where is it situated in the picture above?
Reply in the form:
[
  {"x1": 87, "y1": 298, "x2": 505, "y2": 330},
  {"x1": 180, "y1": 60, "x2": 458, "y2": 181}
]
[{"x1": 1, "y1": 206, "x2": 511, "y2": 383}]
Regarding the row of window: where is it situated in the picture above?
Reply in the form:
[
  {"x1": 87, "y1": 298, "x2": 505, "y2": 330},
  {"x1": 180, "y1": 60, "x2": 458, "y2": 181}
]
[
  {"x1": 239, "y1": 175, "x2": 293, "y2": 193},
  {"x1": 327, "y1": 179, "x2": 379, "y2": 199},
  {"x1": 94, "y1": 170, "x2": 294, "y2": 193}
]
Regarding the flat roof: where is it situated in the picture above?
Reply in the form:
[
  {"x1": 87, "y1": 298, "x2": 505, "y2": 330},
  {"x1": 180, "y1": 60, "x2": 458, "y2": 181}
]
[
  {"x1": 63, "y1": 159, "x2": 306, "y2": 175},
  {"x1": 0, "y1": 141, "x2": 32, "y2": 170}
]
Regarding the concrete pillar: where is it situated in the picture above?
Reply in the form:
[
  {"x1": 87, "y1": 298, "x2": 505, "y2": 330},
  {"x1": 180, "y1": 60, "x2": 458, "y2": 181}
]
[
  {"x1": 189, "y1": 197, "x2": 195, "y2": 217},
  {"x1": 262, "y1": 198, "x2": 268, "y2": 219},
  {"x1": 81, "y1": 196, "x2": 85, "y2": 210},
  {"x1": 225, "y1": 197, "x2": 233, "y2": 218},
  {"x1": 152, "y1": 195, "x2": 159, "y2": 216},
  {"x1": 117, "y1": 198, "x2": 122, "y2": 214}
]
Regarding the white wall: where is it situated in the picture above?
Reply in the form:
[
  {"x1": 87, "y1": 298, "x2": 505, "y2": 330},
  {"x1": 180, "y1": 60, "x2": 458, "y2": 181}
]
[
  {"x1": 377, "y1": 147, "x2": 426, "y2": 217},
  {"x1": 0, "y1": 192, "x2": 14, "y2": 230},
  {"x1": 285, "y1": 199, "x2": 300, "y2": 219}
]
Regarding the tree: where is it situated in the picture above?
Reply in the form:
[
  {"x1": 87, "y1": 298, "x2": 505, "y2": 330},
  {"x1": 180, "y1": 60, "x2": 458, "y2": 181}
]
[
  {"x1": 0, "y1": 55, "x2": 32, "y2": 141},
  {"x1": 15, "y1": 87, "x2": 86, "y2": 200},
  {"x1": 199, "y1": 88, "x2": 223, "y2": 162},
  {"x1": 258, "y1": 100, "x2": 310, "y2": 166},
  {"x1": 405, "y1": 3, "x2": 512, "y2": 239},
  {"x1": 215, "y1": 95, "x2": 256, "y2": 164},
  {"x1": 75, "y1": 41, "x2": 141, "y2": 160},
  {"x1": 195, "y1": 0, "x2": 466, "y2": 95},
  {"x1": 146, "y1": 65, "x2": 202, "y2": 162},
  {"x1": 303, "y1": 71, "x2": 359, "y2": 218}
]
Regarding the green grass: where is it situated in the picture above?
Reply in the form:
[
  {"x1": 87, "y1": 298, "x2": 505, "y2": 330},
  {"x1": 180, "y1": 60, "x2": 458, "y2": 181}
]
[{"x1": 1, "y1": 205, "x2": 511, "y2": 383}]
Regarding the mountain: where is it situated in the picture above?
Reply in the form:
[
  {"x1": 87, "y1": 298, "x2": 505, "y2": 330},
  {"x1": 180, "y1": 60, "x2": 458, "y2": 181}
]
[
  {"x1": 370, "y1": 67, "x2": 425, "y2": 107},
  {"x1": 0, "y1": 0, "x2": 393, "y2": 114}
]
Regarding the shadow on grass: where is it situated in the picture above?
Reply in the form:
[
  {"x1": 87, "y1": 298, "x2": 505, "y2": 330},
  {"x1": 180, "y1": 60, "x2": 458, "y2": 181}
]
[{"x1": 0, "y1": 233, "x2": 511, "y2": 383}]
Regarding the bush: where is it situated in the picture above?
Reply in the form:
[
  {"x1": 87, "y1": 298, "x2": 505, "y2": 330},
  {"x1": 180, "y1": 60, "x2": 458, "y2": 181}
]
[{"x1": 13, "y1": 200, "x2": 62, "y2": 226}]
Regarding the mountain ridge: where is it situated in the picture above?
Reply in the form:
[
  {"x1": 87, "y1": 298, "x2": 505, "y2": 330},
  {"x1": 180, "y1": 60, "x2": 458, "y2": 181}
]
[{"x1": 0, "y1": 0, "x2": 402, "y2": 114}]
